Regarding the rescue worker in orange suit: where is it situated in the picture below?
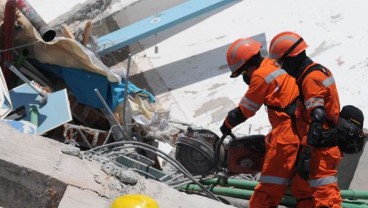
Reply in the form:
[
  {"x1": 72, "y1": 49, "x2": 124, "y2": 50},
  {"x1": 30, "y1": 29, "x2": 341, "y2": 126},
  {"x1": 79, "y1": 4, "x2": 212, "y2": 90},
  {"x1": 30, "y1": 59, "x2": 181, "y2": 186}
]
[
  {"x1": 220, "y1": 37, "x2": 312, "y2": 208},
  {"x1": 269, "y1": 31, "x2": 343, "y2": 207}
]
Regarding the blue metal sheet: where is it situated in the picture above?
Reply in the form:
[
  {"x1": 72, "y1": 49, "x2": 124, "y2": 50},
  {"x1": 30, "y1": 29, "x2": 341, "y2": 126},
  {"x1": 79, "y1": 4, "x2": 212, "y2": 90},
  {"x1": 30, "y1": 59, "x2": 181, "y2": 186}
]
[
  {"x1": 9, "y1": 84, "x2": 72, "y2": 135},
  {"x1": 97, "y1": 0, "x2": 236, "y2": 56}
]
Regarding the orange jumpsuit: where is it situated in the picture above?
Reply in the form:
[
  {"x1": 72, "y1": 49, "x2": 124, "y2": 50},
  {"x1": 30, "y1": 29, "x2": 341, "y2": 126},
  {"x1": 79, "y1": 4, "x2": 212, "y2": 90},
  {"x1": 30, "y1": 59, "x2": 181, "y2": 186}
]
[
  {"x1": 230, "y1": 58, "x2": 312, "y2": 207},
  {"x1": 295, "y1": 63, "x2": 342, "y2": 207}
]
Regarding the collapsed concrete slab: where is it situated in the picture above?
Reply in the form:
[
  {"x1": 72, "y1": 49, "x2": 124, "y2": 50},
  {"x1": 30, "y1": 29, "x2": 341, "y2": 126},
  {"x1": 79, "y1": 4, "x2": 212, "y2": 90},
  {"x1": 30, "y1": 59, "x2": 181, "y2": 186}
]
[{"x1": 0, "y1": 122, "x2": 235, "y2": 208}]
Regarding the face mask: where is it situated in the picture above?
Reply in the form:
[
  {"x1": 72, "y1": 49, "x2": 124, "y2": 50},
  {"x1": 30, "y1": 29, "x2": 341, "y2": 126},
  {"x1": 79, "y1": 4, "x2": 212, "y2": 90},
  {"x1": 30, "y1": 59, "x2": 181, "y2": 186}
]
[
  {"x1": 280, "y1": 54, "x2": 310, "y2": 79},
  {"x1": 242, "y1": 74, "x2": 251, "y2": 85}
]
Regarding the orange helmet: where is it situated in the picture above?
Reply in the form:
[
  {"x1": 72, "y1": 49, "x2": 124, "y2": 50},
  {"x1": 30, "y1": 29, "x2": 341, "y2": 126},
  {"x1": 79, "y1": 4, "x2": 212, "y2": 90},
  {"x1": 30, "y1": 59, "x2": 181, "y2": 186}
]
[
  {"x1": 226, "y1": 38, "x2": 261, "y2": 78},
  {"x1": 269, "y1": 31, "x2": 308, "y2": 60}
]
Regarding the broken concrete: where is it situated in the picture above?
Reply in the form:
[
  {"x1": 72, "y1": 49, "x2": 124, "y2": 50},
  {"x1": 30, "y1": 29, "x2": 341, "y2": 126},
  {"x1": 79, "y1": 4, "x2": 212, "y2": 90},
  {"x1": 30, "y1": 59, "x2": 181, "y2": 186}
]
[{"x1": 0, "y1": 122, "x2": 235, "y2": 208}]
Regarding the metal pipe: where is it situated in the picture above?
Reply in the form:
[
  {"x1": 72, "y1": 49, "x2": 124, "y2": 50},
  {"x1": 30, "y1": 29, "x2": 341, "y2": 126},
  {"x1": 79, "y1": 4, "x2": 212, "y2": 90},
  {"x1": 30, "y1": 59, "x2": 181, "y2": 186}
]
[
  {"x1": 94, "y1": 89, "x2": 125, "y2": 141},
  {"x1": 5, "y1": 62, "x2": 48, "y2": 105},
  {"x1": 121, "y1": 54, "x2": 132, "y2": 140},
  {"x1": 16, "y1": 0, "x2": 56, "y2": 42}
]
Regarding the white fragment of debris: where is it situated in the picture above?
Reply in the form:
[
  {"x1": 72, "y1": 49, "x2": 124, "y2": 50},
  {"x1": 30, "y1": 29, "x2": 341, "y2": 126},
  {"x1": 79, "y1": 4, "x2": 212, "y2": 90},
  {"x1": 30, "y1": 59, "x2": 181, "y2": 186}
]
[{"x1": 157, "y1": 141, "x2": 174, "y2": 168}]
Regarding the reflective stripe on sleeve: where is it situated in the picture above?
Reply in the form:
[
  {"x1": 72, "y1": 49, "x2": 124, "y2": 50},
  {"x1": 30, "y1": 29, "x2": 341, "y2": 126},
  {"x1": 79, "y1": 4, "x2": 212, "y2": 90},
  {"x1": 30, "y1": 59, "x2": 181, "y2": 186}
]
[
  {"x1": 305, "y1": 97, "x2": 324, "y2": 110},
  {"x1": 309, "y1": 175, "x2": 337, "y2": 187},
  {"x1": 260, "y1": 175, "x2": 290, "y2": 185},
  {"x1": 239, "y1": 96, "x2": 261, "y2": 112},
  {"x1": 322, "y1": 76, "x2": 335, "y2": 87},
  {"x1": 264, "y1": 69, "x2": 286, "y2": 84}
]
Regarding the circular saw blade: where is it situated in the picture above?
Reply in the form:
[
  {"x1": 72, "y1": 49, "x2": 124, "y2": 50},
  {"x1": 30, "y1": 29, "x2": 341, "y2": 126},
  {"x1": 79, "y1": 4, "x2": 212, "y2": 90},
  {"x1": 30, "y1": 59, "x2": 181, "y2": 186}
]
[{"x1": 176, "y1": 144, "x2": 215, "y2": 176}]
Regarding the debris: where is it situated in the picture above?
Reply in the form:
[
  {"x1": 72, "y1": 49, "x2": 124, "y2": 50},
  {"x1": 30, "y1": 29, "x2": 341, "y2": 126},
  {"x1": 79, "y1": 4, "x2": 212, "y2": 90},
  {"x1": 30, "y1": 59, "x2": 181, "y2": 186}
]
[
  {"x1": 63, "y1": 123, "x2": 109, "y2": 148},
  {"x1": 8, "y1": 83, "x2": 72, "y2": 135},
  {"x1": 101, "y1": 162, "x2": 139, "y2": 185},
  {"x1": 61, "y1": 143, "x2": 83, "y2": 159}
]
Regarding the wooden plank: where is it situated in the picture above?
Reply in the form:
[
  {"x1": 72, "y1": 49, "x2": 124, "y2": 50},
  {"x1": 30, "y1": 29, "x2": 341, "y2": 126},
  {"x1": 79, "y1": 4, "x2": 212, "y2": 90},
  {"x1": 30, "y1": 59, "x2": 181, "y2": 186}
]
[{"x1": 97, "y1": 0, "x2": 236, "y2": 56}]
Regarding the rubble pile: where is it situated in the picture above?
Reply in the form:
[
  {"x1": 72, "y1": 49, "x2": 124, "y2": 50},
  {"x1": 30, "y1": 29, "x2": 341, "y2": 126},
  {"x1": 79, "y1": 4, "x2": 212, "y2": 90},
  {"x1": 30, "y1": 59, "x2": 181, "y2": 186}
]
[{"x1": 0, "y1": 1, "x2": 238, "y2": 208}]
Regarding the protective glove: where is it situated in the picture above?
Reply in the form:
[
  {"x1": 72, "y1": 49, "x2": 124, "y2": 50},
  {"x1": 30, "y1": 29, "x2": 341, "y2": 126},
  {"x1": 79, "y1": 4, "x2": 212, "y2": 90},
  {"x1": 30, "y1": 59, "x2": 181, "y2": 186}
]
[
  {"x1": 296, "y1": 151, "x2": 311, "y2": 181},
  {"x1": 307, "y1": 121, "x2": 323, "y2": 147},
  {"x1": 220, "y1": 122, "x2": 232, "y2": 136}
]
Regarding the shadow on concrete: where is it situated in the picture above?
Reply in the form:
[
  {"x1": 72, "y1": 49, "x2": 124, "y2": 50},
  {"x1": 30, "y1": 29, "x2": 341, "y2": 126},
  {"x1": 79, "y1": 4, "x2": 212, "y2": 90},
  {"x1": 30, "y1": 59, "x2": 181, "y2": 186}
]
[{"x1": 130, "y1": 32, "x2": 268, "y2": 96}]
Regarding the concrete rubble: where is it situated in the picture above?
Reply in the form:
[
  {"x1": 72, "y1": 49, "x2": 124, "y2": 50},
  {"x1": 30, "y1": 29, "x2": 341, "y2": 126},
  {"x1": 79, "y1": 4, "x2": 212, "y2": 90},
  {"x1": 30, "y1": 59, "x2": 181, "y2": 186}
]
[
  {"x1": 0, "y1": 122, "x2": 235, "y2": 208},
  {"x1": 1, "y1": 0, "x2": 368, "y2": 207}
]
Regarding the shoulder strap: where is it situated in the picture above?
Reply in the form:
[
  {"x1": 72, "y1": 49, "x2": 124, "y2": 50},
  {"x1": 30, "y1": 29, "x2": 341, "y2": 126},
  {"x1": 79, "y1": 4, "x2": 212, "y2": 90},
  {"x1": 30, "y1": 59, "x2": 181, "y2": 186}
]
[
  {"x1": 297, "y1": 64, "x2": 336, "y2": 127},
  {"x1": 297, "y1": 64, "x2": 329, "y2": 99}
]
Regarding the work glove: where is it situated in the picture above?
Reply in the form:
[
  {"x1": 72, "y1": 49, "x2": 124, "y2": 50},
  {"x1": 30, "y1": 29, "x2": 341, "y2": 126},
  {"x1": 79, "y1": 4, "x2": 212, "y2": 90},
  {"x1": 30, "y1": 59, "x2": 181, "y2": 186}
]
[
  {"x1": 307, "y1": 121, "x2": 323, "y2": 147},
  {"x1": 220, "y1": 122, "x2": 232, "y2": 136},
  {"x1": 296, "y1": 151, "x2": 311, "y2": 181}
]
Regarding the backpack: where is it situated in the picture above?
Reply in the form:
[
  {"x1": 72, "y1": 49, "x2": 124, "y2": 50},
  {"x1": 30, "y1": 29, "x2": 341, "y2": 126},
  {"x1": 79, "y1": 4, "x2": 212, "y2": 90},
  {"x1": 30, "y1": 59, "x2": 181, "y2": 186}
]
[{"x1": 297, "y1": 64, "x2": 365, "y2": 154}]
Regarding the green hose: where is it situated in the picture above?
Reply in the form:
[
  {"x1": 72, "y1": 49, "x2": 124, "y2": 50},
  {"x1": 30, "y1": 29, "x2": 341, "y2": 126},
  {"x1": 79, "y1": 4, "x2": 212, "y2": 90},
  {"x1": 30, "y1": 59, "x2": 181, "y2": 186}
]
[
  {"x1": 180, "y1": 178, "x2": 368, "y2": 207},
  {"x1": 180, "y1": 184, "x2": 368, "y2": 207},
  {"x1": 181, "y1": 184, "x2": 297, "y2": 206},
  {"x1": 342, "y1": 189, "x2": 368, "y2": 200},
  {"x1": 342, "y1": 201, "x2": 368, "y2": 208},
  {"x1": 203, "y1": 178, "x2": 368, "y2": 200},
  {"x1": 202, "y1": 178, "x2": 258, "y2": 190}
]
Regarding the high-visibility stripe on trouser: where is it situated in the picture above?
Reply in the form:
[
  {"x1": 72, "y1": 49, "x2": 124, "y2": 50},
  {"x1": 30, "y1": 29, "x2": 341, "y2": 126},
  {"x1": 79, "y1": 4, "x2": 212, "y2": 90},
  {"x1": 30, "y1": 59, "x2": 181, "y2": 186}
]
[
  {"x1": 309, "y1": 146, "x2": 342, "y2": 207},
  {"x1": 309, "y1": 175, "x2": 337, "y2": 187},
  {"x1": 250, "y1": 124, "x2": 313, "y2": 207}
]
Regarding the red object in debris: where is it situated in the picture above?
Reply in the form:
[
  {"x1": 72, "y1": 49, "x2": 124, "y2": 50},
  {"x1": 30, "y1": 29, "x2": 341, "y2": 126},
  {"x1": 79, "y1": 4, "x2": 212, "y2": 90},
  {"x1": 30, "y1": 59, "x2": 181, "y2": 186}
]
[{"x1": 1, "y1": 0, "x2": 17, "y2": 89}]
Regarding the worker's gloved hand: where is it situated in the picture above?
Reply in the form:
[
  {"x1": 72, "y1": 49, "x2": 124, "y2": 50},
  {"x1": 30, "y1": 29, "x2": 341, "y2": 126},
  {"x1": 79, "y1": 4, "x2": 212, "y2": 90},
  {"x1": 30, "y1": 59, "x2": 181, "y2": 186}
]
[
  {"x1": 307, "y1": 122, "x2": 323, "y2": 147},
  {"x1": 297, "y1": 152, "x2": 311, "y2": 181},
  {"x1": 220, "y1": 122, "x2": 232, "y2": 136}
]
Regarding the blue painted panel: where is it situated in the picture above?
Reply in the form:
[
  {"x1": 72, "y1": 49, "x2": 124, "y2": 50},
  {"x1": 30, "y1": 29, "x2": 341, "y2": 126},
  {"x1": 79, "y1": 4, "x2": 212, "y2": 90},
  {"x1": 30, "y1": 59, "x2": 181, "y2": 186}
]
[
  {"x1": 98, "y1": 0, "x2": 236, "y2": 56},
  {"x1": 9, "y1": 84, "x2": 72, "y2": 135}
]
